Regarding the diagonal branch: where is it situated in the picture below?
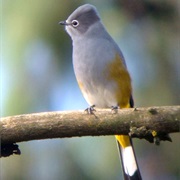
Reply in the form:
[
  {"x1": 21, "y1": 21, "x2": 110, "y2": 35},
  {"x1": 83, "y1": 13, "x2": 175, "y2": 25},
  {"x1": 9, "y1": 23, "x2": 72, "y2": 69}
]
[{"x1": 1, "y1": 106, "x2": 179, "y2": 145}]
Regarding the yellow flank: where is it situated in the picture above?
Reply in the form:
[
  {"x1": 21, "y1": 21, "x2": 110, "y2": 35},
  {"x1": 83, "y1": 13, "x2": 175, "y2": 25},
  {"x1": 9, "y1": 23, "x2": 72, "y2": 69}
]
[
  {"x1": 106, "y1": 54, "x2": 132, "y2": 108},
  {"x1": 106, "y1": 54, "x2": 132, "y2": 148}
]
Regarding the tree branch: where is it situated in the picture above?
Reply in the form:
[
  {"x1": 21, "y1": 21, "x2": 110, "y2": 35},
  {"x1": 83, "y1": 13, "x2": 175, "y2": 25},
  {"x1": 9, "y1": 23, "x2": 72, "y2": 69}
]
[{"x1": 1, "y1": 106, "x2": 179, "y2": 145}]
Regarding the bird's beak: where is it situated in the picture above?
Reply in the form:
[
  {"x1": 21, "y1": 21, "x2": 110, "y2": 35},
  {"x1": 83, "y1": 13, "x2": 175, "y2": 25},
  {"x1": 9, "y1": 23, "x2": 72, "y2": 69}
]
[{"x1": 59, "y1": 21, "x2": 68, "y2": 26}]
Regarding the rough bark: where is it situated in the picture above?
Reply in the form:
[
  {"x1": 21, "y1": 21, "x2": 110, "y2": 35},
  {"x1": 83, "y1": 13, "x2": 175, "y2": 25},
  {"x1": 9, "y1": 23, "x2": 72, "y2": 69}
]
[{"x1": 1, "y1": 106, "x2": 179, "y2": 144}]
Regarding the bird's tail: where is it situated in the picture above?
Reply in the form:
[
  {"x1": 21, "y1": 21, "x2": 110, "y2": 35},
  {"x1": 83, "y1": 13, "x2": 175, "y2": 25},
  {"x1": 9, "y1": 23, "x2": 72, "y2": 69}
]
[
  {"x1": 116, "y1": 135, "x2": 142, "y2": 180},
  {"x1": 116, "y1": 95, "x2": 142, "y2": 180}
]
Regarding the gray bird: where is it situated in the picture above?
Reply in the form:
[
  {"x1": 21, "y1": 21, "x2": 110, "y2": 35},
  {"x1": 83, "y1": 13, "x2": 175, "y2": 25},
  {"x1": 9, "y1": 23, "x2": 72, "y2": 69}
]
[{"x1": 60, "y1": 4, "x2": 142, "y2": 180}]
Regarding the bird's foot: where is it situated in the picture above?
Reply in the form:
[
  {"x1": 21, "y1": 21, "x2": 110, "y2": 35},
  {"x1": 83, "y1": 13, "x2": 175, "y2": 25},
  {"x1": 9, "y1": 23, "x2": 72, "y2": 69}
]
[
  {"x1": 111, "y1": 106, "x2": 119, "y2": 114},
  {"x1": 85, "y1": 105, "x2": 96, "y2": 115}
]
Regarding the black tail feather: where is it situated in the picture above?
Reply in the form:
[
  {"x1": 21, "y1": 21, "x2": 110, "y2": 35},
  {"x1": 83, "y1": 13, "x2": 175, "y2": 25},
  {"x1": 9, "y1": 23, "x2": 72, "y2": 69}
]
[{"x1": 130, "y1": 95, "x2": 134, "y2": 108}]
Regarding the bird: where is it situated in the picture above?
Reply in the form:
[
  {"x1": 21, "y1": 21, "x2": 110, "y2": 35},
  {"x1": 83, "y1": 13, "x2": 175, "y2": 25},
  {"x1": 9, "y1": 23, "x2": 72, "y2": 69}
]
[{"x1": 59, "y1": 4, "x2": 142, "y2": 180}]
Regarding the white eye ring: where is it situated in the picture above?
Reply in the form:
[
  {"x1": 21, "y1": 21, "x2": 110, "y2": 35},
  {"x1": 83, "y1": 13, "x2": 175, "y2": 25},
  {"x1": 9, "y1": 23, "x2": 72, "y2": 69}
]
[{"x1": 71, "y1": 20, "x2": 79, "y2": 27}]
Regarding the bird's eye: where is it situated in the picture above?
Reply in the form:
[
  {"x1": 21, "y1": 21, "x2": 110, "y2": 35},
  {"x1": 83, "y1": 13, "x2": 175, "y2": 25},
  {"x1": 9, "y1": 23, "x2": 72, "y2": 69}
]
[{"x1": 71, "y1": 20, "x2": 79, "y2": 27}]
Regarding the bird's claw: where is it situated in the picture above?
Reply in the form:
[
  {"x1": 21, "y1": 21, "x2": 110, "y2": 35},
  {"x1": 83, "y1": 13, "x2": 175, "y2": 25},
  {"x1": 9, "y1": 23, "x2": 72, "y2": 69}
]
[
  {"x1": 111, "y1": 106, "x2": 119, "y2": 114},
  {"x1": 85, "y1": 105, "x2": 96, "y2": 114}
]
